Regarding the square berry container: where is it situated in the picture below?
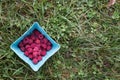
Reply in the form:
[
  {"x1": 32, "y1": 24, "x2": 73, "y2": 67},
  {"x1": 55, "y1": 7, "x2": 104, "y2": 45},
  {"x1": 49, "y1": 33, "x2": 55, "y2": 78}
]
[{"x1": 10, "y1": 22, "x2": 60, "y2": 71}]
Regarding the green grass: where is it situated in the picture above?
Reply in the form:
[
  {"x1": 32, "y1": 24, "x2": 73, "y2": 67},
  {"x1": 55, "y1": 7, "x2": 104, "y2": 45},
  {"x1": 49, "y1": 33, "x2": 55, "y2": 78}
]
[{"x1": 0, "y1": 0, "x2": 120, "y2": 79}]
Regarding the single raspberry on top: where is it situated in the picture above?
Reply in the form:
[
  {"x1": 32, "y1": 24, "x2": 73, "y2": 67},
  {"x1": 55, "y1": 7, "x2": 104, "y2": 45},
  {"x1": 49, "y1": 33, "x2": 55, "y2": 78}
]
[
  {"x1": 30, "y1": 34, "x2": 36, "y2": 40},
  {"x1": 41, "y1": 50, "x2": 46, "y2": 56},
  {"x1": 41, "y1": 44, "x2": 47, "y2": 49},
  {"x1": 24, "y1": 51, "x2": 29, "y2": 56},
  {"x1": 20, "y1": 46, "x2": 25, "y2": 52},
  {"x1": 37, "y1": 55, "x2": 42, "y2": 61},
  {"x1": 28, "y1": 54, "x2": 33, "y2": 59},
  {"x1": 32, "y1": 58, "x2": 38, "y2": 64},
  {"x1": 46, "y1": 45, "x2": 52, "y2": 51},
  {"x1": 19, "y1": 41, "x2": 24, "y2": 47},
  {"x1": 28, "y1": 39, "x2": 33, "y2": 44},
  {"x1": 33, "y1": 47, "x2": 39, "y2": 52},
  {"x1": 47, "y1": 41, "x2": 52, "y2": 46},
  {"x1": 27, "y1": 47, "x2": 33, "y2": 53},
  {"x1": 38, "y1": 34, "x2": 44, "y2": 39},
  {"x1": 31, "y1": 43, "x2": 37, "y2": 48},
  {"x1": 33, "y1": 29, "x2": 40, "y2": 35},
  {"x1": 33, "y1": 51, "x2": 39, "y2": 58},
  {"x1": 35, "y1": 39, "x2": 40, "y2": 44},
  {"x1": 25, "y1": 44, "x2": 31, "y2": 49},
  {"x1": 23, "y1": 37, "x2": 29, "y2": 44},
  {"x1": 43, "y1": 38, "x2": 48, "y2": 44}
]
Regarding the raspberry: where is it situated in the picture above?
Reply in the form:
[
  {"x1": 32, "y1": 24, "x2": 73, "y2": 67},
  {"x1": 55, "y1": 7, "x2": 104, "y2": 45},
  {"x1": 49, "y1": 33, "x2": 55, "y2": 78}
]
[
  {"x1": 32, "y1": 58, "x2": 38, "y2": 64},
  {"x1": 35, "y1": 39, "x2": 40, "y2": 44},
  {"x1": 37, "y1": 56, "x2": 42, "y2": 61},
  {"x1": 28, "y1": 54, "x2": 33, "y2": 59},
  {"x1": 38, "y1": 34, "x2": 44, "y2": 39},
  {"x1": 46, "y1": 46, "x2": 52, "y2": 51},
  {"x1": 42, "y1": 44, "x2": 47, "y2": 49},
  {"x1": 24, "y1": 37, "x2": 29, "y2": 41},
  {"x1": 30, "y1": 34, "x2": 36, "y2": 40},
  {"x1": 24, "y1": 51, "x2": 29, "y2": 56},
  {"x1": 33, "y1": 51, "x2": 39, "y2": 57},
  {"x1": 31, "y1": 43, "x2": 37, "y2": 48},
  {"x1": 28, "y1": 39, "x2": 33, "y2": 44},
  {"x1": 33, "y1": 29, "x2": 40, "y2": 35},
  {"x1": 40, "y1": 39, "x2": 44, "y2": 43},
  {"x1": 27, "y1": 47, "x2": 33, "y2": 53},
  {"x1": 25, "y1": 44, "x2": 31, "y2": 49},
  {"x1": 23, "y1": 40, "x2": 27, "y2": 44},
  {"x1": 36, "y1": 44, "x2": 41, "y2": 48},
  {"x1": 43, "y1": 38, "x2": 48, "y2": 44},
  {"x1": 20, "y1": 47, "x2": 25, "y2": 52},
  {"x1": 47, "y1": 41, "x2": 52, "y2": 46},
  {"x1": 23, "y1": 37, "x2": 29, "y2": 44},
  {"x1": 19, "y1": 41, "x2": 23, "y2": 47},
  {"x1": 33, "y1": 47, "x2": 39, "y2": 52},
  {"x1": 41, "y1": 50, "x2": 46, "y2": 56},
  {"x1": 38, "y1": 50, "x2": 42, "y2": 55}
]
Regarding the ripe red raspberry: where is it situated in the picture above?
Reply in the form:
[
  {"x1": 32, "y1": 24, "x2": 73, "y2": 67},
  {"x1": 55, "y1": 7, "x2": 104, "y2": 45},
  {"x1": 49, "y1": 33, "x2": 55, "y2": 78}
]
[
  {"x1": 19, "y1": 41, "x2": 24, "y2": 47},
  {"x1": 33, "y1": 51, "x2": 39, "y2": 57},
  {"x1": 30, "y1": 34, "x2": 36, "y2": 40},
  {"x1": 43, "y1": 38, "x2": 48, "y2": 44},
  {"x1": 36, "y1": 44, "x2": 41, "y2": 48},
  {"x1": 25, "y1": 44, "x2": 31, "y2": 49},
  {"x1": 33, "y1": 47, "x2": 39, "y2": 52},
  {"x1": 47, "y1": 41, "x2": 52, "y2": 46},
  {"x1": 40, "y1": 39, "x2": 44, "y2": 43},
  {"x1": 33, "y1": 29, "x2": 40, "y2": 35},
  {"x1": 31, "y1": 43, "x2": 37, "y2": 48},
  {"x1": 41, "y1": 50, "x2": 46, "y2": 56},
  {"x1": 37, "y1": 50, "x2": 42, "y2": 55},
  {"x1": 28, "y1": 54, "x2": 33, "y2": 59},
  {"x1": 24, "y1": 51, "x2": 29, "y2": 56},
  {"x1": 32, "y1": 58, "x2": 38, "y2": 64},
  {"x1": 37, "y1": 56, "x2": 42, "y2": 61},
  {"x1": 35, "y1": 39, "x2": 40, "y2": 44},
  {"x1": 23, "y1": 37, "x2": 29, "y2": 44},
  {"x1": 38, "y1": 34, "x2": 44, "y2": 39},
  {"x1": 27, "y1": 47, "x2": 33, "y2": 53},
  {"x1": 23, "y1": 40, "x2": 27, "y2": 44},
  {"x1": 42, "y1": 44, "x2": 47, "y2": 49},
  {"x1": 20, "y1": 46, "x2": 25, "y2": 52},
  {"x1": 46, "y1": 46, "x2": 52, "y2": 51},
  {"x1": 28, "y1": 39, "x2": 33, "y2": 44}
]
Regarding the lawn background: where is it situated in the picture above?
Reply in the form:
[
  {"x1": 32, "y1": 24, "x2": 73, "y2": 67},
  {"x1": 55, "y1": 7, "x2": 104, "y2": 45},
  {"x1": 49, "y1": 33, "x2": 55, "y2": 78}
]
[{"x1": 0, "y1": 0, "x2": 120, "y2": 79}]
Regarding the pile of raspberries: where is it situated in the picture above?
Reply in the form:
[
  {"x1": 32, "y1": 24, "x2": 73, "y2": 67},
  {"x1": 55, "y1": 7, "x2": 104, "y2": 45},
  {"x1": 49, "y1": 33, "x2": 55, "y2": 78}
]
[{"x1": 18, "y1": 29, "x2": 52, "y2": 64}]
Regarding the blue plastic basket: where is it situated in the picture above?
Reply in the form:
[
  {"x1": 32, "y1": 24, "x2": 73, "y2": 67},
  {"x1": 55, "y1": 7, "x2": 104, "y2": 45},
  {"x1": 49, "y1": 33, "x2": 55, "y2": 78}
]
[{"x1": 10, "y1": 22, "x2": 60, "y2": 71}]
